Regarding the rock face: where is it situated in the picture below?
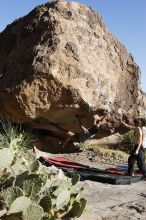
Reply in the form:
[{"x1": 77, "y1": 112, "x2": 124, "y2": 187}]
[{"x1": 0, "y1": 0, "x2": 146, "y2": 138}]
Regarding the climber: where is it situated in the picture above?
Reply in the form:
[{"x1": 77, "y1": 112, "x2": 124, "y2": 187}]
[{"x1": 62, "y1": 112, "x2": 109, "y2": 148}]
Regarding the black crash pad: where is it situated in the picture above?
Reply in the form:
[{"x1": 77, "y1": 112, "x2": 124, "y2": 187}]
[{"x1": 39, "y1": 156, "x2": 142, "y2": 185}]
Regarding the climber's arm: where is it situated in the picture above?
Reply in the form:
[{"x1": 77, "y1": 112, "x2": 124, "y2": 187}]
[{"x1": 78, "y1": 118, "x2": 88, "y2": 132}]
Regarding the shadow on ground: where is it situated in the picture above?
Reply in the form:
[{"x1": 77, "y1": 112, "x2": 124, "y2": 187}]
[{"x1": 32, "y1": 132, "x2": 81, "y2": 154}]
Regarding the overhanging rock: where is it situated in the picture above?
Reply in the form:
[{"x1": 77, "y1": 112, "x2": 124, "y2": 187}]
[{"x1": 0, "y1": 0, "x2": 146, "y2": 138}]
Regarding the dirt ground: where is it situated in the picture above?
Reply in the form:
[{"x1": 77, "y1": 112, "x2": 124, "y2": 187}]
[
  {"x1": 61, "y1": 152, "x2": 146, "y2": 220},
  {"x1": 78, "y1": 180, "x2": 146, "y2": 220},
  {"x1": 34, "y1": 140, "x2": 146, "y2": 220}
]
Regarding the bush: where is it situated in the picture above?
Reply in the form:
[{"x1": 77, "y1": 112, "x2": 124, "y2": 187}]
[
  {"x1": 118, "y1": 130, "x2": 134, "y2": 153},
  {"x1": 121, "y1": 130, "x2": 134, "y2": 144}
]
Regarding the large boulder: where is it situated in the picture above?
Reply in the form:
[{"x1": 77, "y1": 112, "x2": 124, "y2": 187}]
[{"x1": 0, "y1": 0, "x2": 146, "y2": 138}]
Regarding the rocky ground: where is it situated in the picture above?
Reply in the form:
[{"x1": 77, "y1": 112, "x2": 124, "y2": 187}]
[{"x1": 34, "y1": 142, "x2": 146, "y2": 220}]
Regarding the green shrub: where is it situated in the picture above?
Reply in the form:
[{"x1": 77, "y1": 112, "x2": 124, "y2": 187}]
[
  {"x1": 117, "y1": 130, "x2": 135, "y2": 153},
  {"x1": 121, "y1": 130, "x2": 134, "y2": 144}
]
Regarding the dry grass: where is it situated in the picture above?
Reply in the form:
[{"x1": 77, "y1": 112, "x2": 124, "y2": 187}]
[
  {"x1": 94, "y1": 146, "x2": 128, "y2": 159},
  {"x1": 80, "y1": 141, "x2": 129, "y2": 160}
]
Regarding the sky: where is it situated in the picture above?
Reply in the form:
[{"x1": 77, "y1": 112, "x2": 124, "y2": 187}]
[{"x1": 0, "y1": 0, "x2": 145, "y2": 92}]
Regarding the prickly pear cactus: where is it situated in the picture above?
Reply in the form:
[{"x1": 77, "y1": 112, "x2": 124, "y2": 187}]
[
  {"x1": 15, "y1": 173, "x2": 45, "y2": 200},
  {"x1": 0, "y1": 148, "x2": 14, "y2": 170},
  {"x1": 71, "y1": 198, "x2": 87, "y2": 217},
  {"x1": 0, "y1": 122, "x2": 86, "y2": 220},
  {"x1": 2, "y1": 186, "x2": 23, "y2": 207},
  {"x1": 29, "y1": 161, "x2": 40, "y2": 173},
  {"x1": 23, "y1": 204, "x2": 44, "y2": 220},
  {"x1": 52, "y1": 180, "x2": 71, "y2": 197},
  {"x1": 71, "y1": 174, "x2": 80, "y2": 185},
  {"x1": 56, "y1": 188, "x2": 70, "y2": 209},
  {"x1": 7, "y1": 196, "x2": 32, "y2": 214},
  {"x1": 39, "y1": 196, "x2": 52, "y2": 212}
]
